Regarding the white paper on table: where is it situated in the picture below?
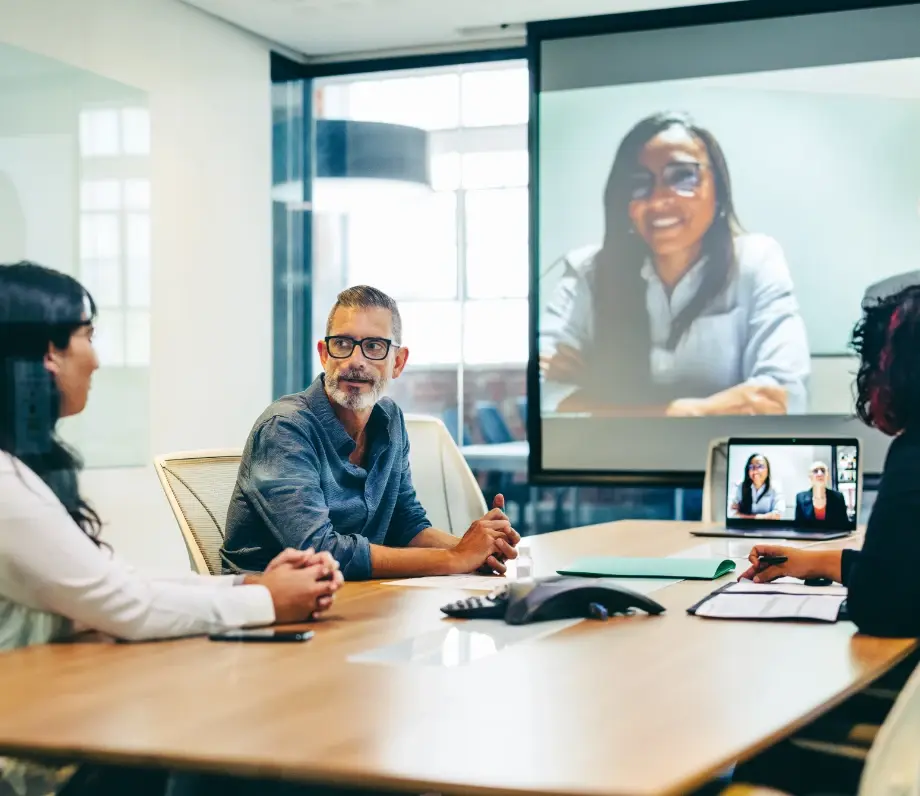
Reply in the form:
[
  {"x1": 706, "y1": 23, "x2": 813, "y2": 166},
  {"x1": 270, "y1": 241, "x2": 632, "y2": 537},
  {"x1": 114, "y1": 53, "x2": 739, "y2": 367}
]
[
  {"x1": 725, "y1": 579, "x2": 847, "y2": 597},
  {"x1": 695, "y1": 593, "x2": 846, "y2": 622},
  {"x1": 381, "y1": 575, "x2": 679, "y2": 596}
]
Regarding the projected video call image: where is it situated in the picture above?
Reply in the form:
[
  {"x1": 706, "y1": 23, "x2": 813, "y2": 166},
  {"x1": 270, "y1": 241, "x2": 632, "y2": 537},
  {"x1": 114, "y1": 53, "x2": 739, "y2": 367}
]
[
  {"x1": 537, "y1": 58, "x2": 920, "y2": 421},
  {"x1": 725, "y1": 442, "x2": 858, "y2": 526}
]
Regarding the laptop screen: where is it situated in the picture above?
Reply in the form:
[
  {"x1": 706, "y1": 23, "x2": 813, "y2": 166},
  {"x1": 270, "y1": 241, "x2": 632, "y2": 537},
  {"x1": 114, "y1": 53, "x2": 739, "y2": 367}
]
[{"x1": 725, "y1": 438, "x2": 859, "y2": 530}]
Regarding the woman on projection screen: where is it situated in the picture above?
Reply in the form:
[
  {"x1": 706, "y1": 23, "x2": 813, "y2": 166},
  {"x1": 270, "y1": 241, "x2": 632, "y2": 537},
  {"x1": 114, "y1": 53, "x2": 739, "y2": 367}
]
[{"x1": 539, "y1": 111, "x2": 811, "y2": 417}]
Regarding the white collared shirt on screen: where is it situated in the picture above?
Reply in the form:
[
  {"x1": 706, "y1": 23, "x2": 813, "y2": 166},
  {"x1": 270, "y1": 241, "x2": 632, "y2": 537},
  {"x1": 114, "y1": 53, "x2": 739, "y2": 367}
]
[
  {"x1": 731, "y1": 481, "x2": 786, "y2": 516},
  {"x1": 539, "y1": 233, "x2": 811, "y2": 412}
]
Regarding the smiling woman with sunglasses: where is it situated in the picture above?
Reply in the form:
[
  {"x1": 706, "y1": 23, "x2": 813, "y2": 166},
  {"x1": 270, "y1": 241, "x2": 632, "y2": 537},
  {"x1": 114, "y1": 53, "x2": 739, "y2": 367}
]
[{"x1": 540, "y1": 111, "x2": 811, "y2": 417}]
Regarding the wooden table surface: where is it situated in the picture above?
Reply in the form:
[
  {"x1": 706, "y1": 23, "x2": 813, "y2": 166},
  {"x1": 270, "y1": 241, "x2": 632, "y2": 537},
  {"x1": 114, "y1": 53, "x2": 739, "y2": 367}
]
[{"x1": 0, "y1": 521, "x2": 914, "y2": 796}]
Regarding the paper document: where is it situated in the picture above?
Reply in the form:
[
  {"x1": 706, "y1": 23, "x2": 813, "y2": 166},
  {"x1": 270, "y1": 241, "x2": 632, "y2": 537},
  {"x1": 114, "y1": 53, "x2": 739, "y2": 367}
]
[
  {"x1": 694, "y1": 593, "x2": 845, "y2": 622},
  {"x1": 726, "y1": 579, "x2": 847, "y2": 597}
]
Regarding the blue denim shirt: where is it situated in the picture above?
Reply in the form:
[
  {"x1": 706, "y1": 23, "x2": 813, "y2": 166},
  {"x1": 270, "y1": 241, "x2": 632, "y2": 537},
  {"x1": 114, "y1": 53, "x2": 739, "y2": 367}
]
[{"x1": 221, "y1": 376, "x2": 431, "y2": 580}]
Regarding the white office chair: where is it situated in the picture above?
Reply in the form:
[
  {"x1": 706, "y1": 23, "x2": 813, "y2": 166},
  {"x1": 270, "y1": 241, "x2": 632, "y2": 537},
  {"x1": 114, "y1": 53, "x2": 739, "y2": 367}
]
[
  {"x1": 701, "y1": 437, "x2": 729, "y2": 524},
  {"x1": 858, "y1": 659, "x2": 920, "y2": 796},
  {"x1": 153, "y1": 449, "x2": 243, "y2": 575},
  {"x1": 723, "y1": 660, "x2": 920, "y2": 796},
  {"x1": 404, "y1": 414, "x2": 487, "y2": 535},
  {"x1": 154, "y1": 418, "x2": 484, "y2": 575}
]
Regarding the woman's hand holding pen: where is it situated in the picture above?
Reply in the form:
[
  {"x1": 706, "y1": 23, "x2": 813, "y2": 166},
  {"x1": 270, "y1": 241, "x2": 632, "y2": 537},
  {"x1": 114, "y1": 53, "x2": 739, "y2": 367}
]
[{"x1": 739, "y1": 545, "x2": 843, "y2": 583}]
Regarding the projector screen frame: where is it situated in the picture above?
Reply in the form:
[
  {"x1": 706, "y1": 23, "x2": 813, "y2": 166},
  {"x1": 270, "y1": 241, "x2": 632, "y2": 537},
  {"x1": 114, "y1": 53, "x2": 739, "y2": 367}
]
[{"x1": 525, "y1": 0, "x2": 915, "y2": 487}]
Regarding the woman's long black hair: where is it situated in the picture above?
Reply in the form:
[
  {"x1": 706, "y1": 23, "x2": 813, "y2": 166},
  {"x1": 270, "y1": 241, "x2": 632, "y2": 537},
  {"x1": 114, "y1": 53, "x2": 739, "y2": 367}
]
[
  {"x1": 739, "y1": 453, "x2": 771, "y2": 516},
  {"x1": 584, "y1": 112, "x2": 742, "y2": 402},
  {"x1": 0, "y1": 262, "x2": 102, "y2": 542}
]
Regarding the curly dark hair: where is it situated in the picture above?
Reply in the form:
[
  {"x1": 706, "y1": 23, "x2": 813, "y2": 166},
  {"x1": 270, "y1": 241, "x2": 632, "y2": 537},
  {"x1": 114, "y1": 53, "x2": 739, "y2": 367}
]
[{"x1": 852, "y1": 284, "x2": 920, "y2": 436}]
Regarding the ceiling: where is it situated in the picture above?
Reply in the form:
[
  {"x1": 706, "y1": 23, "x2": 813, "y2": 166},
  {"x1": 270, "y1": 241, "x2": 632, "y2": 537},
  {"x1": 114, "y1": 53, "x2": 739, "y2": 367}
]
[{"x1": 181, "y1": 0, "x2": 724, "y2": 59}]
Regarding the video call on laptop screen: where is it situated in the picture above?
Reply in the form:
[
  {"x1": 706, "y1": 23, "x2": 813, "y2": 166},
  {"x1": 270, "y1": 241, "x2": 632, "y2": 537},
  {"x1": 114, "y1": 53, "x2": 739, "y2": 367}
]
[{"x1": 725, "y1": 438, "x2": 859, "y2": 529}]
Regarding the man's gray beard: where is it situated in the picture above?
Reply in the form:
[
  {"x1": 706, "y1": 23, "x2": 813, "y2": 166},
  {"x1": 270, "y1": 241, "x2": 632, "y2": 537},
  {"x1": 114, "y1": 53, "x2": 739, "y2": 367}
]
[{"x1": 325, "y1": 369, "x2": 388, "y2": 411}]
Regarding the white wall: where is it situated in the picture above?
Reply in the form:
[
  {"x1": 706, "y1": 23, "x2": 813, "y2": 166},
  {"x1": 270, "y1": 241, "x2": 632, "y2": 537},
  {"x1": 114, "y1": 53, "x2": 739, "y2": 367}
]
[{"x1": 0, "y1": 0, "x2": 273, "y2": 570}]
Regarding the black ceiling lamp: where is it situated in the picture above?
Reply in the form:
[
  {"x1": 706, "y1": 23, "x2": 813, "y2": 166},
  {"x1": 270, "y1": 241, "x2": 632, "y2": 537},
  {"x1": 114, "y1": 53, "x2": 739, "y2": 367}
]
[{"x1": 273, "y1": 118, "x2": 431, "y2": 213}]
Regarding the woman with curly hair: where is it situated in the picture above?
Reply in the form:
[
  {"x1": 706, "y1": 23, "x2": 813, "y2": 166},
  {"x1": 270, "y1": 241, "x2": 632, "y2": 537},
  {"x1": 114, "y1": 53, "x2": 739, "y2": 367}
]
[
  {"x1": 740, "y1": 279, "x2": 920, "y2": 637},
  {"x1": 727, "y1": 276, "x2": 920, "y2": 794}
]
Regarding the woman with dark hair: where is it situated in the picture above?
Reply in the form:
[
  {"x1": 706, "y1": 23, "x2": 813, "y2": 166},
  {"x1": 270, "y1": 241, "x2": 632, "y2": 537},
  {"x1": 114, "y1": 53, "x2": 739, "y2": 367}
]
[
  {"x1": 0, "y1": 263, "x2": 343, "y2": 794},
  {"x1": 729, "y1": 281, "x2": 920, "y2": 796},
  {"x1": 729, "y1": 453, "x2": 784, "y2": 520},
  {"x1": 794, "y1": 460, "x2": 850, "y2": 526},
  {"x1": 741, "y1": 281, "x2": 920, "y2": 633},
  {"x1": 540, "y1": 111, "x2": 810, "y2": 416}
]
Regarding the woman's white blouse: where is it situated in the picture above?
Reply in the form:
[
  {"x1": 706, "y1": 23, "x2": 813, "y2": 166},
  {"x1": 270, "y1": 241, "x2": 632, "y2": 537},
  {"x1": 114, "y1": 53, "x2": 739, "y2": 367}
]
[
  {"x1": 730, "y1": 482, "x2": 786, "y2": 516},
  {"x1": 540, "y1": 233, "x2": 811, "y2": 412},
  {"x1": 0, "y1": 453, "x2": 275, "y2": 649}
]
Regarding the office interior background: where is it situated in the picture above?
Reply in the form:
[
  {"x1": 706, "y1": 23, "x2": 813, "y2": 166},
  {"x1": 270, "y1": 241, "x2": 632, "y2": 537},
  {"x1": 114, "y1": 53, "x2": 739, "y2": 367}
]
[{"x1": 0, "y1": 0, "x2": 882, "y2": 574}]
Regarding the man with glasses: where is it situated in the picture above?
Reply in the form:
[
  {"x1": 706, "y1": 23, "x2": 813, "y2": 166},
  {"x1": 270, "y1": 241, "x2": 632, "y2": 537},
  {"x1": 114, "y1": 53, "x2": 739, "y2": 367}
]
[{"x1": 221, "y1": 285, "x2": 519, "y2": 580}]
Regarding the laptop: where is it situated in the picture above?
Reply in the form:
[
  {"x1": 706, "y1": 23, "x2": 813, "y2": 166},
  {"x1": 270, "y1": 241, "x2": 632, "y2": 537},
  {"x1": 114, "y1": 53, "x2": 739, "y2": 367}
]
[{"x1": 692, "y1": 436, "x2": 861, "y2": 541}]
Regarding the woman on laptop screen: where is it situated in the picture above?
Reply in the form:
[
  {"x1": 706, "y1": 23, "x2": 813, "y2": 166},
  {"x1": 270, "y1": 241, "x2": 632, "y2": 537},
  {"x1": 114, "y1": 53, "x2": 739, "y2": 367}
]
[
  {"x1": 539, "y1": 111, "x2": 810, "y2": 416},
  {"x1": 729, "y1": 453, "x2": 784, "y2": 520},
  {"x1": 794, "y1": 461, "x2": 849, "y2": 525}
]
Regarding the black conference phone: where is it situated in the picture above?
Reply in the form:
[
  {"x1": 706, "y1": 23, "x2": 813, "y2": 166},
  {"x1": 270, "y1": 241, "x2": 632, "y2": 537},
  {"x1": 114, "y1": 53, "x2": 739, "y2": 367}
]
[{"x1": 440, "y1": 576, "x2": 666, "y2": 625}]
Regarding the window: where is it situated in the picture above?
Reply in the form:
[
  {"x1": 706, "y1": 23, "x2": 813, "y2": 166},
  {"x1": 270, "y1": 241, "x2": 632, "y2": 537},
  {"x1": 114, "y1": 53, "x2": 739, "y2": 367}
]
[
  {"x1": 79, "y1": 108, "x2": 151, "y2": 367},
  {"x1": 463, "y1": 299, "x2": 529, "y2": 364},
  {"x1": 460, "y1": 68, "x2": 529, "y2": 128},
  {"x1": 345, "y1": 192, "x2": 457, "y2": 301},
  {"x1": 344, "y1": 74, "x2": 460, "y2": 131},
  {"x1": 400, "y1": 301, "x2": 462, "y2": 365},
  {"x1": 80, "y1": 107, "x2": 150, "y2": 158},
  {"x1": 465, "y1": 188, "x2": 529, "y2": 301},
  {"x1": 308, "y1": 61, "x2": 529, "y2": 432},
  {"x1": 80, "y1": 109, "x2": 120, "y2": 157}
]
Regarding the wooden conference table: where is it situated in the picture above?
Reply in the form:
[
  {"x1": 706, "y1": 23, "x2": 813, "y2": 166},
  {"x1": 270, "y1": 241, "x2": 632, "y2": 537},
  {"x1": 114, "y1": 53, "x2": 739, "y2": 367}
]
[{"x1": 0, "y1": 521, "x2": 914, "y2": 796}]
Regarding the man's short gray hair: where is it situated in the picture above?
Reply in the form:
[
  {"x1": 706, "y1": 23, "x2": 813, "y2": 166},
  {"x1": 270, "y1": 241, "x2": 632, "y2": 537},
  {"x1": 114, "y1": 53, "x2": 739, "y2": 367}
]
[{"x1": 326, "y1": 285, "x2": 402, "y2": 345}]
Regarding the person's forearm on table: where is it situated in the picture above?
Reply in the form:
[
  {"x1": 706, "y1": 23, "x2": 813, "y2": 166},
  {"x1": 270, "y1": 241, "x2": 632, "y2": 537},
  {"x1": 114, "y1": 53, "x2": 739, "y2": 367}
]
[
  {"x1": 409, "y1": 528, "x2": 461, "y2": 550},
  {"x1": 815, "y1": 550, "x2": 844, "y2": 583},
  {"x1": 693, "y1": 384, "x2": 761, "y2": 415},
  {"x1": 369, "y1": 544, "x2": 460, "y2": 578}
]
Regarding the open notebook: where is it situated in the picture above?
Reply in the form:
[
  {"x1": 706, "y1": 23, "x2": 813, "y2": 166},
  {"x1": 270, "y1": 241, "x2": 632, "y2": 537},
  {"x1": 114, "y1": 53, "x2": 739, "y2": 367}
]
[{"x1": 688, "y1": 580, "x2": 847, "y2": 623}]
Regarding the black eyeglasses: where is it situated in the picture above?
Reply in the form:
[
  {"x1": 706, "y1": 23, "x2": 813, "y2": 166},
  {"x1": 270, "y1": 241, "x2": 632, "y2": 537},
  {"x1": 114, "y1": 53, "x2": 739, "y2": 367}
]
[
  {"x1": 324, "y1": 336, "x2": 396, "y2": 361},
  {"x1": 629, "y1": 162, "x2": 705, "y2": 201},
  {"x1": 811, "y1": 466, "x2": 827, "y2": 475}
]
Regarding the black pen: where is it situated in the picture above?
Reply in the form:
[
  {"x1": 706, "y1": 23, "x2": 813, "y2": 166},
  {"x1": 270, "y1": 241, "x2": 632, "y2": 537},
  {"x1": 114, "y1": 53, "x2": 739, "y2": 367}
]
[{"x1": 757, "y1": 555, "x2": 788, "y2": 568}]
